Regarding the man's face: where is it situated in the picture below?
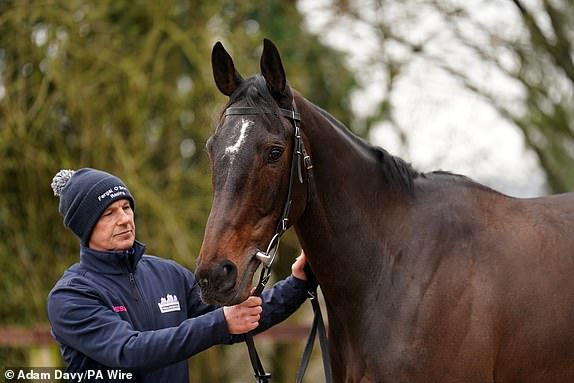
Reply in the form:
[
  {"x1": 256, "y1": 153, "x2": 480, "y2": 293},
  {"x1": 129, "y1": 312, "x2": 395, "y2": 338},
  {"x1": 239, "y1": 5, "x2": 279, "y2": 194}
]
[{"x1": 88, "y1": 199, "x2": 136, "y2": 252}]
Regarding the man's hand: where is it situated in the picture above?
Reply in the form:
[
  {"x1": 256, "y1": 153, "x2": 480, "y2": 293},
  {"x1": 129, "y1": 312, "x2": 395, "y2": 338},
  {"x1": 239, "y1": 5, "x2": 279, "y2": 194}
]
[
  {"x1": 291, "y1": 251, "x2": 308, "y2": 280},
  {"x1": 223, "y1": 250, "x2": 309, "y2": 334},
  {"x1": 223, "y1": 296, "x2": 262, "y2": 334}
]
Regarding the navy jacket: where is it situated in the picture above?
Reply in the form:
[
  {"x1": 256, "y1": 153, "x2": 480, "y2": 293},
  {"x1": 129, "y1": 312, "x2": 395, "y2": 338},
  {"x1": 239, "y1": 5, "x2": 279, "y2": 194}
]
[{"x1": 47, "y1": 241, "x2": 308, "y2": 382}]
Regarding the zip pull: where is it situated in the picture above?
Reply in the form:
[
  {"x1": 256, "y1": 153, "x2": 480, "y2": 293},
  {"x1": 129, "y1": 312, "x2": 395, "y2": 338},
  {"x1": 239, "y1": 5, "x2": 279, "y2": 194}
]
[{"x1": 129, "y1": 273, "x2": 139, "y2": 301}]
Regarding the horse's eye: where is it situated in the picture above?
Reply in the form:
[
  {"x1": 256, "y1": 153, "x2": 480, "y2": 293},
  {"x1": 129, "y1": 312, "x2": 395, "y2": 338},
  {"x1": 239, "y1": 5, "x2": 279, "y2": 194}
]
[{"x1": 267, "y1": 147, "x2": 284, "y2": 163}]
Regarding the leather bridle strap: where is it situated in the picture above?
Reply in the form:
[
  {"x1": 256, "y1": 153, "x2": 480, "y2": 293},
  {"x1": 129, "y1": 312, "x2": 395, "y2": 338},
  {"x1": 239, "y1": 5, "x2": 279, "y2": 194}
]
[
  {"x1": 296, "y1": 287, "x2": 332, "y2": 383},
  {"x1": 245, "y1": 334, "x2": 271, "y2": 383},
  {"x1": 224, "y1": 106, "x2": 301, "y2": 121}
]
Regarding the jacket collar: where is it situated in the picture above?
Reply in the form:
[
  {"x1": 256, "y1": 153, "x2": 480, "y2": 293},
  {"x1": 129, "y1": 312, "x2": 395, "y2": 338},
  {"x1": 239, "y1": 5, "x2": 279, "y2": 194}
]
[{"x1": 79, "y1": 240, "x2": 146, "y2": 274}]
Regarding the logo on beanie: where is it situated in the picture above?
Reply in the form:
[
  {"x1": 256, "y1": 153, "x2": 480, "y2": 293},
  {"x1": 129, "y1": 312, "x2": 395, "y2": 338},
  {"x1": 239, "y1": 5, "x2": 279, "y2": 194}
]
[{"x1": 98, "y1": 185, "x2": 129, "y2": 202}]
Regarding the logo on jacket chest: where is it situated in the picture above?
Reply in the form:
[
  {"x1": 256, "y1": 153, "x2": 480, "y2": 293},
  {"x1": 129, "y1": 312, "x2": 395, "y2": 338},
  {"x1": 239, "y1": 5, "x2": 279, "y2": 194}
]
[
  {"x1": 158, "y1": 294, "x2": 181, "y2": 313},
  {"x1": 112, "y1": 305, "x2": 128, "y2": 313}
]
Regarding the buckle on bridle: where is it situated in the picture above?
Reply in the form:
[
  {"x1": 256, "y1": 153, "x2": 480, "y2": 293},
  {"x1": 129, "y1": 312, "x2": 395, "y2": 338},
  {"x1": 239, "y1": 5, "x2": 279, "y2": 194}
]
[
  {"x1": 254, "y1": 251, "x2": 273, "y2": 268},
  {"x1": 254, "y1": 233, "x2": 281, "y2": 268}
]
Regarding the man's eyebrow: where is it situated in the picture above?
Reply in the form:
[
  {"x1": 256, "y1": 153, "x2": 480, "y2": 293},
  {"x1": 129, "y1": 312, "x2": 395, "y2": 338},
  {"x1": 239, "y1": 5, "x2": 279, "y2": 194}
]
[{"x1": 105, "y1": 204, "x2": 119, "y2": 212}]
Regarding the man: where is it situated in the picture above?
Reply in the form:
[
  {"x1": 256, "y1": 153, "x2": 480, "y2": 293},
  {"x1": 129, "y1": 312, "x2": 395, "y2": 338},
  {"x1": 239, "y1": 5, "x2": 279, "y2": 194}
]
[{"x1": 47, "y1": 168, "x2": 310, "y2": 382}]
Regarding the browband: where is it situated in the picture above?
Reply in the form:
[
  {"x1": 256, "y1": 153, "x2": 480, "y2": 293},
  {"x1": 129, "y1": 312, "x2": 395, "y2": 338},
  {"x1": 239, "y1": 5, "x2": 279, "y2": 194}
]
[{"x1": 224, "y1": 106, "x2": 301, "y2": 122}]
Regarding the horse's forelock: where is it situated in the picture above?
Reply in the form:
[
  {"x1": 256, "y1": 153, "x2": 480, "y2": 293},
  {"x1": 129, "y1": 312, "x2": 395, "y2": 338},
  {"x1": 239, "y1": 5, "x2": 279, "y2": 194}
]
[
  {"x1": 227, "y1": 75, "x2": 277, "y2": 112},
  {"x1": 221, "y1": 75, "x2": 287, "y2": 132}
]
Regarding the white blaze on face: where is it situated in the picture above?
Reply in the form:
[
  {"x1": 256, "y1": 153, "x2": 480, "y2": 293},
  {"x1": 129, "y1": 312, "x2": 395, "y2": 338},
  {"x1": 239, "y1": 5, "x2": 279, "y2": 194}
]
[{"x1": 225, "y1": 118, "x2": 253, "y2": 165}]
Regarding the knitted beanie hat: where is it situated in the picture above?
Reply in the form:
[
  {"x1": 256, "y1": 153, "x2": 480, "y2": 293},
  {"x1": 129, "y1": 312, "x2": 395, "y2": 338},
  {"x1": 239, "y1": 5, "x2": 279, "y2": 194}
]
[{"x1": 51, "y1": 168, "x2": 136, "y2": 245}]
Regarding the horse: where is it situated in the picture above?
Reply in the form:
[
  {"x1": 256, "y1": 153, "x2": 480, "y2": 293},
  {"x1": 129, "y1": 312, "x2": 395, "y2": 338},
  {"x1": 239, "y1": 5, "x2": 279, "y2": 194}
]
[{"x1": 195, "y1": 38, "x2": 574, "y2": 382}]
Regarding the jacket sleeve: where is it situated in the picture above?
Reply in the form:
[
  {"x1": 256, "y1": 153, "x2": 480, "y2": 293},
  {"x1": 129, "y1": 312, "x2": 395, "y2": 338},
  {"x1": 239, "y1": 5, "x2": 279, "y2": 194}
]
[
  {"x1": 47, "y1": 278, "x2": 234, "y2": 371},
  {"x1": 255, "y1": 275, "x2": 309, "y2": 334}
]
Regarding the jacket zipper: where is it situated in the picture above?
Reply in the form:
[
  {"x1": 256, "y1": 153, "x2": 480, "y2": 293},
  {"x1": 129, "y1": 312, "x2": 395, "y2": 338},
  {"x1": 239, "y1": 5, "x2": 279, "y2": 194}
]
[
  {"x1": 126, "y1": 255, "x2": 157, "y2": 328},
  {"x1": 129, "y1": 272, "x2": 139, "y2": 301}
]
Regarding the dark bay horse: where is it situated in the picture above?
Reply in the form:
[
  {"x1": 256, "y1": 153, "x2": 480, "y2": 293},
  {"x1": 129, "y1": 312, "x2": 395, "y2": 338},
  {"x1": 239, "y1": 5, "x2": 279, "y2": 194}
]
[{"x1": 195, "y1": 39, "x2": 574, "y2": 382}]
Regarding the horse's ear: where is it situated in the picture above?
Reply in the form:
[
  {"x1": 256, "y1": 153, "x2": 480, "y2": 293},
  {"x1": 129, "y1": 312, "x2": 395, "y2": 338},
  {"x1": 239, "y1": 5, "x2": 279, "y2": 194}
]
[
  {"x1": 212, "y1": 41, "x2": 243, "y2": 97},
  {"x1": 260, "y1": 38, "x2": 287, "y2": 98}
]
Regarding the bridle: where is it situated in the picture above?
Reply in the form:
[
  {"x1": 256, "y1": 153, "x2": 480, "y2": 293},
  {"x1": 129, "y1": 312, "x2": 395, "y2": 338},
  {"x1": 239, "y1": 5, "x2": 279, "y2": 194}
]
[
  {"x1": 224, "y1": 102, "x2": 312, "y2": 294},
  {"x1": 222, "y1": 101, "x2": 330, "y2": 383}
]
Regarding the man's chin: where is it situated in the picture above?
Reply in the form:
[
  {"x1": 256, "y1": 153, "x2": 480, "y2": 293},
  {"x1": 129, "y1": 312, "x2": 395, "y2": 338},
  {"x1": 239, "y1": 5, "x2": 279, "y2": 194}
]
[{"x1": 113, "y1": 235, "x2": 135, "y2": 251}]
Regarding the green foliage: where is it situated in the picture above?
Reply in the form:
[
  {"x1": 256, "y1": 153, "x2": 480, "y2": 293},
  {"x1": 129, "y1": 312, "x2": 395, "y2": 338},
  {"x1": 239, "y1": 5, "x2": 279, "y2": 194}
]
[
  {"x1": 510, "y1": 0, "x2": 574, "y2": 192},
  {"x1": 0, "y1": 0, "x2": 357, "y2": 379}
]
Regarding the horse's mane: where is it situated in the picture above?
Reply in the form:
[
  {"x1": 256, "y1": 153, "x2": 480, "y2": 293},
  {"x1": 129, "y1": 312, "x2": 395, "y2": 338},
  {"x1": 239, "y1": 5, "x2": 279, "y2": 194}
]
[
  {"x1": 308, "y1": 104, "x2": 500, "y2": 196},
  {"x1": 311, "y1": 103, "x2": 422, "y2": 195}
]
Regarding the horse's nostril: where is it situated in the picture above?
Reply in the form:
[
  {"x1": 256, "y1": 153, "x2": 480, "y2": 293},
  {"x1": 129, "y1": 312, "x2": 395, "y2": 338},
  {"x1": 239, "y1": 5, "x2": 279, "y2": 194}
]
[
  {"x1": 222, "y1": 263, "x2": 234, "y2": 276},
  {"x1": 196, "y1": 260, "x2": 237, "y2": 295},
  {"x1": 215, "y1": 260, "x2": 237, "y2": 291}
]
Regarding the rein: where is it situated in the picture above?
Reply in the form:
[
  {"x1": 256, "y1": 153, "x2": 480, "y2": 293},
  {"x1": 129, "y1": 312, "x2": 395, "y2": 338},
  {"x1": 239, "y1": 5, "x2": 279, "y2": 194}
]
[{"x1": 223, "y1": 103, "x2": 330, "y2": 383}]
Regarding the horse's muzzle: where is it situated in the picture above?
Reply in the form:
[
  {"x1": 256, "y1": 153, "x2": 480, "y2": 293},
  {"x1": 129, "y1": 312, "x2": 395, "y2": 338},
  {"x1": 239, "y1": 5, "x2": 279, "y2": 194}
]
[{"x1": 196, "y1": 260, "x2": 237, "y2": 302}]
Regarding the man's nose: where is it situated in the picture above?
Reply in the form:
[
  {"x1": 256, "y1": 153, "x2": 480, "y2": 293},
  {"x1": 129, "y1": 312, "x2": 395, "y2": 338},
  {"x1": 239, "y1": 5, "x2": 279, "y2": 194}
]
[{"x1": 117, "y1": 209, "x2": 132, "y2": 223}]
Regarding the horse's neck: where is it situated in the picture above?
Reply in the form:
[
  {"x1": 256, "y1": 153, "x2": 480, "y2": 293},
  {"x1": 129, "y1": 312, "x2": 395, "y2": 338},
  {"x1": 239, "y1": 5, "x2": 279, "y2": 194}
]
[
  {"x1": 295, "y1": 101, "x2": 408, "y2": 304},
  {"x1": 301, "y1": 102, "x2": 386, "y2": 208}
]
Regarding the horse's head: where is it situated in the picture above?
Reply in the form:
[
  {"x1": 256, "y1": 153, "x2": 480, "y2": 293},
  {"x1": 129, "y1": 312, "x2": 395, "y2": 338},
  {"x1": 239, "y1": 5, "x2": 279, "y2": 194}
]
[{"x1": 195, "y1": 39, "x2": 309, "y2": 305}]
